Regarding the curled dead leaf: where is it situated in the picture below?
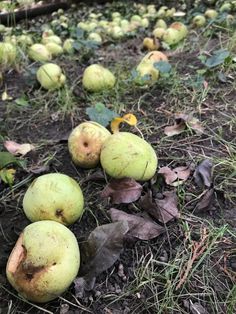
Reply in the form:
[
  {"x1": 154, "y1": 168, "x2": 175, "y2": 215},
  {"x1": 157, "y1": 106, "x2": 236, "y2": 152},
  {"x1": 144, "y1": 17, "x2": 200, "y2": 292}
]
[
  {"x1": 109, "y1": 208, "x2": 164, "y2": 240},
  {"x1": 111, "y1": 113, "x2": 137, "y2": 133},
  {"x1": 140, "y1": 190, "x2": 179, "y2": 224},
  {"x1": 4, "y1": 140, "x2": 35, "y2": 156},
  {"x1": 194, "y1": 159, "x2": 213, "y2": 188},
  {"x1": 164, "y1": 113, "x2": 204, "y2": 136},
  {"x1": 158, "y1": 165, "x2": 191, "y2": 186},
  {"x1": 101, "y1": 177, "x2": 142, "y2": 204}
]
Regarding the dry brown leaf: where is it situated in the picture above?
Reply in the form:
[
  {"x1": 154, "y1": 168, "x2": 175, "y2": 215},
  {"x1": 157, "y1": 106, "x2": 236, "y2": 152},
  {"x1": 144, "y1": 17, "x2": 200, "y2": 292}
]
[
  {"x1": 101, "y1": 178, "x2": 142, "y2": 204},
  {"x1": 158, "y1": 165, "x2": 191, "y2": 185},
  {"x1": 109, "y1": 208, "x2": 164, "y2": 240},
  {"x1": 194, "y1": 159, "x2": 213, "y2": 188},
  {"x1": 4, "y1": 140, "x2": 35, "y2": 156},
  {"x1": 139, "y1": 190, "x2": 179, "y2": 224},
  {"x1": 158, "y1": 166, "x2": 178, "y2": 184},
  {"x1": 164, "y1": 113, "x2": 204, "y2": 136},
  {"x1": 195, "y1": 188, "x2": 215, "y2": 212}
]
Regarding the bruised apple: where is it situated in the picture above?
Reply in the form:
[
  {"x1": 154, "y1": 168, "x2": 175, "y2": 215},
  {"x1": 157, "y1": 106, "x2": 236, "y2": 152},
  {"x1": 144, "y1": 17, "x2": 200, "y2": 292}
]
[
  {"x1": 6, "y1": 220, "x2": 80, "y2": 303},
  {"x1": 68, "y1": 121, "x2": 111, "y2": 168},
  {"x1": 23, "y1": 173, "x2": 84, "y2": 225},
  {"x1": 100, "y1": 132, "x2": 158, "y2": 181}
]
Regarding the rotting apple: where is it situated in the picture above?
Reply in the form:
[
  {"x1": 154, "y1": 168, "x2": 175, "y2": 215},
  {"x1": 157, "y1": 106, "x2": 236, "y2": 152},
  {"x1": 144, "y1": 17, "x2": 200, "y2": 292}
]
[
  {"x1": 162, "y1": 28, "x2": 182, "y2": 45},
  {"x1": 6, "y1": 220, "x2": 80, "y2": 303},
  {"x1": 36, "y1": 63, "x2": 66, "y2": 90},
  {"x1": 82, "y1": 64, "x2": 116, "y2": 92},
  {"x1": 23, "y1": 173, "x2": 84, "y2": 225},
  {"x1": 100, "y1": 132, "x2": 158, "y2": 181},
  {"x1": 169, "y1": 22, "x2": 188, "y2": 40},
  {"x1": 68, "y1": 121, "x2": 111, "y2": 168}
]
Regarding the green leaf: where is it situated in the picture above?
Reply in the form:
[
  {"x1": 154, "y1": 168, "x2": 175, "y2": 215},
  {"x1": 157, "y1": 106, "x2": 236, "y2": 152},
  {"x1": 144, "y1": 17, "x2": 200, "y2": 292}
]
[
  {"x1": 154, "y1": 61, "x2": 172, "y2": 73},
  {"x1": 204, "y1": 49, "x2": 230, "y2": 68},
  {"x1": 0, "y1": 152, "x2": 26, "y2": 169},
  {"x1": 15, "y1": 97, "x2": 29, "y2": 107},
  {"x1": 86, "y1": 103, "x2": 117, "y2": 127},
  {"x1": 0, "y1": 168, "x2": 15, "y2": 186}
]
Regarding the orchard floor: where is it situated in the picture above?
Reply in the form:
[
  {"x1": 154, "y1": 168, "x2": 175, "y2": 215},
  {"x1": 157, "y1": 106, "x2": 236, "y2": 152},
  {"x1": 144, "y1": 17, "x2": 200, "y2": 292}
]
[{"x1": 0, "y1": 2, "x2": 236, "y2": 314}]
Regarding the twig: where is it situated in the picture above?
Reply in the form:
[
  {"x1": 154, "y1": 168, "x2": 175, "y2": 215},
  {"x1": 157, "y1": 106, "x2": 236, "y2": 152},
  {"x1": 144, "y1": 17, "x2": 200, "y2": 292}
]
[{"x1": 176, "y1": 227, "x2": 209, "y2": 290}]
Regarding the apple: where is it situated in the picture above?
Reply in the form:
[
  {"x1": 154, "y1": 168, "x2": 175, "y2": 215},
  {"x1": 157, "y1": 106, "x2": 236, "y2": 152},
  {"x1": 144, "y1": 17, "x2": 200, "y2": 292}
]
[
  {"x1": 155, "y1": 19, "x2": 167, "y2": 29},
  {"x1": 141, "y1": 51, "x2": 168, "y2": 63},
  {"x1": 36, "y1": 63, "x2": 66, "y2": 90},
  {"x1": 68, "y1": 121, "x2": 111, "y2": 168},
  {"x1": 28, "y1": 44, "x2": 51, "y2": 62},
  {"x1": 205, "y1": 9, "x2": 218, "y2": 19},
  {"x1": 192, "y1": 15, "x2": 206, "y2": 27},
  {"x1": 88, "y1": 32, "x2": 102, "y2": 44},
  {"x1": 6, "y1": 220, "x2": 80, "y2": 303},
  {"x1": 100, "y1": 132, "x2": 158, "y2": 181},
  {"x1": 0, "y1": 42, "x2": 16, "y2": 66},
  {"x1": 45, "y1": 43, "x2": 63, "y2": 56},
  {"x1": 136, "y1": 60, "x2": 159, "y2": 84},
  {"x1": 219, "y1": 3, "x2": 232, "y2": 12},
  {"x1": 163, "y1": 28, "x2": 182, "y2": 45},
  {"x1": 23, "y1": 173, "x2": 84, "y2": 225},
  {"x1": 82, "y1": 64, "x2": 116, "y2": 92},
  {"x1": 152, "y1": 27, "x2": 166, "y2": 39},
  {"x1": 41, "y1": 35, "x2": 62, "y2": 45},
  {"x1": 169, "y1": 22, "x2": 188, "y2": 40},
  {"x1": 63, "y1": 38, "x2": 75, "y2": 54},
  {"x1": 143, "y1": 37, "x2": 160, "y2": 51}
]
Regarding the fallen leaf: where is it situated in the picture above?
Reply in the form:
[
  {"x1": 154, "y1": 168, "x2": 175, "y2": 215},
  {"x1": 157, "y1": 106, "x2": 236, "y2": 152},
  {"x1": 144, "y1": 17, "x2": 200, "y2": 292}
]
[
  {"x1": 86, "y1": 102, "x2": 117, "y2": 127},
  {"x1": 140, "y1": 190, "x2": 179, "y2": 223},
  {"x1": 183, "y1": 299, "x2": 209, "y2": 314},
  {"x1": 111, "y1": 113, "x2": 137, "y2": 133},
  {"x1": 0, "y1": 168, "x2": 16, "y2": 186},
  {"x1": 158, "y1": 165, "x2": 191, "y2": 185},
  {"x1": 28, "y1": 164, "x2": 50, "y2": 174},
  {"x1": 109, "y1": 208, "x2": 164, "y2": 240},
  {"x1": 164, "y1": 113, "x2": 204, "y2": 136},
  {"x1": 158, "y1": 166, "x2": 178, "y2": 184},
  {"x1": 173, "y1": 166, "x2": 191, "y2": 181},
  {"x1": 195, "y1": 188, "x2": 215, "y2": 212},
  {"x1": 101, "y1": 178, "x2": 142, "y2": 204},
  {"x1": 194, "y1": 159, "x2": 213, "y2": 188},
  {"x1": 0, "y1": 152, "x2": 25, "y2": 169},
  {"x1": 155, "y1": 191, "x2": 180, "y2": 223},
  {"x1": 79, "y1": 221, "x2": 129, "y2": 280},
  {"x1": 4, "y1": 140, "x2": 35, "y2": 156},
  {"x1": 1, "y1": 91, "x2": 12, "y2": 101}
]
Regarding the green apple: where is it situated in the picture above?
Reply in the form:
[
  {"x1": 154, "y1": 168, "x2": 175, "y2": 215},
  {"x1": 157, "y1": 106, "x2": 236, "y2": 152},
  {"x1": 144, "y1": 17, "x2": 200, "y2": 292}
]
[
  {"x1": 163, "y1": 28, "x2": 182, "y2": 45},
  {"x1": 192, "y1": 15, "x2": 206, "y2": 27},
  {"x1": 28, "y1": 44, "x2": 51, "y2": 62},
  {"x1": 88, "y1": 32, "x2": 102, "y2": 44},
  {"x1": 68, "y1": 121, "x2": 111, "y2": 168},
  {"x1": 63, "y1": 38, "x2": 75, "y2": 54},
  {"x1": 152, "y1": 27, "x2": 166, "y2": 39},
  {"x1": 45, "y1": 43, "x2": 63, "y2": 56},
  {"x1": 82, "y1": 64, "x2": 116, "y2": 92},
  {"x1": 42, "y1": 35, "x2": 62, "y2": 45},
  {"x1": 6, "y1": 220, "x2": 80, "y2": 303},
  {"x1": 100, "y1": 132, "x2": 158, "y2": 181},
  {"x1": 36, "y1": 63, "x2": 66, "y2": 90},
  {"x1": 23, "y1": 173, "x2": 84, "y2": 225},
  {"x1": 205, "y1": 9, "x2": 218, "y2": 19},
  {"x1": 154, "y1": 19, "x2": 167, "y2": 29}
]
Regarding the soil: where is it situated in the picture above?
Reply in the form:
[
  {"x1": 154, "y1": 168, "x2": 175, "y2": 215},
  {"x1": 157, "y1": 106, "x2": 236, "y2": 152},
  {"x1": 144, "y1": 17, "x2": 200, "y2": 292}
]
[{"x1": 0, "y1": 1, "x2": 236, "y2": 314}]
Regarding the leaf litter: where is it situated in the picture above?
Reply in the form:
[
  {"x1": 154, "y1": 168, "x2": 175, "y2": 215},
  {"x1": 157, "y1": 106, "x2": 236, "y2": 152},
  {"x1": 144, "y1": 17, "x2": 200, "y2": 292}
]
[
  {"x1": 101, "y1": 177, "x2": 142, "y2": 204},
  {"x1": 109, "y1": 207, "x2": 164, "y2": 240},
  {"x1": 164, "y1": 113, "x2": 204, "y2": 136},
  {"x1": 74, "y1": 221, "x2": 129, "y2": 296},
  {"x1": 140, "y1": 190, "x2": 179, "y2": 224}
]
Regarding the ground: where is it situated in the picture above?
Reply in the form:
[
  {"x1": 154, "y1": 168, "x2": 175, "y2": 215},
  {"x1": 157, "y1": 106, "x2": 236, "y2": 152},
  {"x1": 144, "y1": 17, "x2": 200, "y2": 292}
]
[{"x1": 0, "y1": 1, "x2": 236, "y2": 314}]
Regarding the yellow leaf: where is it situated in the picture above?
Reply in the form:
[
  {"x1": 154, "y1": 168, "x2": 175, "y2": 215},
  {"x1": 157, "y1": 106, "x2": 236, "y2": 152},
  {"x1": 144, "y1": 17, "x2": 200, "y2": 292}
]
[
  {"x1": 111, "y1": 113, "x2": 137, "y2": 133},
  {"x1": 0, "y1": 168, "x2": 16, "y2": 186},
  {"x1": 1, "y1": 90, "x2": 12, "y2": 101}
]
